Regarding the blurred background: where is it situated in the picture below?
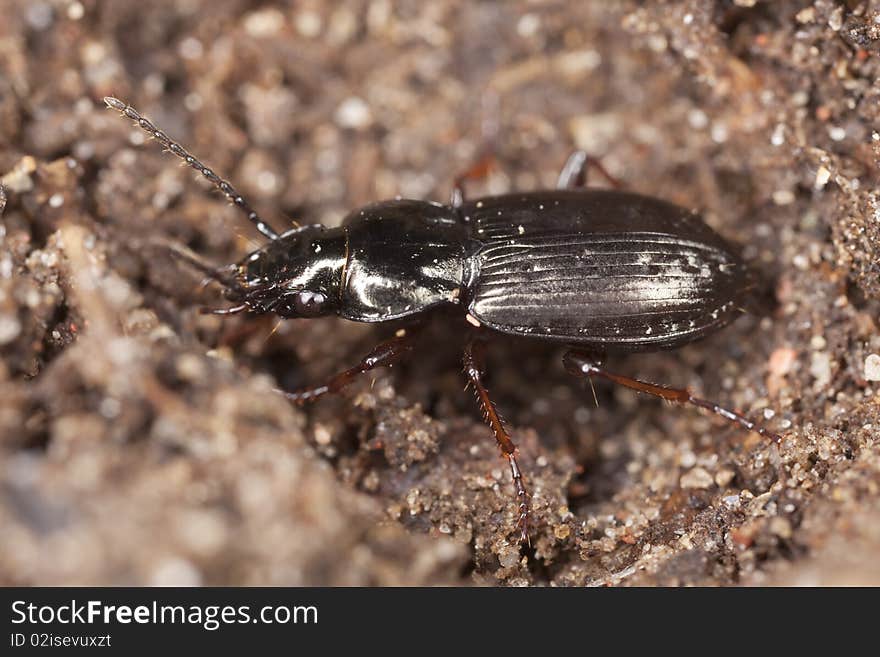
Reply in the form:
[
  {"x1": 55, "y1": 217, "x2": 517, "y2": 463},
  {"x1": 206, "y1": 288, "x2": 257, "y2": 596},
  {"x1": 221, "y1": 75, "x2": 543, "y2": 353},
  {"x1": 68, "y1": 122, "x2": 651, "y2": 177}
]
[{"x1": 1, "y1": 0, "x2": 879, "y2": 585}]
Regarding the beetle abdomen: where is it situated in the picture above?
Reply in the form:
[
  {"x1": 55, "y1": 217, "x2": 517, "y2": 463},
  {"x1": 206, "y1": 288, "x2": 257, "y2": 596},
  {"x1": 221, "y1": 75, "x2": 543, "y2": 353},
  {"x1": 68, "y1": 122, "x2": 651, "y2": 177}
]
[{"x1": 465, "y1": 191, "x2": 753, "y2": 351}]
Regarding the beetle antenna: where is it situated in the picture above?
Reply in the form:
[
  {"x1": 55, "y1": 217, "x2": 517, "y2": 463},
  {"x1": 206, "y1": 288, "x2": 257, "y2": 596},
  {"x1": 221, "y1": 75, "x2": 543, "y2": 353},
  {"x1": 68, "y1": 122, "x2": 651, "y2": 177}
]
[{"x1": 104, "y1": 96, "x2": 280, "y2": 241}]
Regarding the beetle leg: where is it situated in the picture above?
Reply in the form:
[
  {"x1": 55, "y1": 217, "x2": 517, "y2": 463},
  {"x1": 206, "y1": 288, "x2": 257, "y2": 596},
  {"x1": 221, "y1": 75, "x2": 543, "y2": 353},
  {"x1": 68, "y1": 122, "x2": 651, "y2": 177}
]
[
  {"x1": 463, "y1": 337, "x2": 531, "y2": 545},
  {"x1": 563, "y1": 350, "x2": 782, "y2": 443},
  {"x1": 450, "y1": 151, "x2": 496, "y2": 209},
  {"x1": 557, "y1": 150, "x2": 623, "y2": 190},
  {"x1": 280, "y1": 325, "x2": 422, "y2": 404}
]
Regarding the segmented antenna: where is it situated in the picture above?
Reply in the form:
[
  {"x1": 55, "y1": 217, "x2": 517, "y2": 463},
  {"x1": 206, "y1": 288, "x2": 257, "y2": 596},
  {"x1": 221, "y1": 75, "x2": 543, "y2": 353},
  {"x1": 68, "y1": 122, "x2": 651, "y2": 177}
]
[{"x1": 103, "y1": 96, "x2": 279, "y2": 241}]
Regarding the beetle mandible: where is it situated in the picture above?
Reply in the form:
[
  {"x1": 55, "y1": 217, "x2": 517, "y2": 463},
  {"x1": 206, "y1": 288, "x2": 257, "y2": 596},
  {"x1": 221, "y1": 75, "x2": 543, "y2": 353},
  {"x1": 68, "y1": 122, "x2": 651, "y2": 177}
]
[{"x1": 104, "y1": 96, "x2": 780, "y2": 545}]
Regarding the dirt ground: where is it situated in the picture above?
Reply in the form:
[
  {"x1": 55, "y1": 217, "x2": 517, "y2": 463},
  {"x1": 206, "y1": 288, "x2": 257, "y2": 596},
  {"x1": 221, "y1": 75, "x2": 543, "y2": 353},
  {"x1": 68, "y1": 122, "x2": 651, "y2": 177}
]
[{"x1": 1, "y1": 0, "x2": 878, "y2": 586}]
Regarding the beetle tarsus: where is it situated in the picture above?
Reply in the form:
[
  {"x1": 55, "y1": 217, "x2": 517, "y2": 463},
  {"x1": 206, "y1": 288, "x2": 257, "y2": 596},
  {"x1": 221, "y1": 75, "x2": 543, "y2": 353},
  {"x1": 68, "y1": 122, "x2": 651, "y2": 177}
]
[
  {"x1": 507, "y1": 452, "x2": 531, "y2": 546},
  {"x1": 562, "y1": 350, "x2": 782, "y2": 443},
  {"x1": 464, "y1": 337, "x2": 532, "y2": 546}
]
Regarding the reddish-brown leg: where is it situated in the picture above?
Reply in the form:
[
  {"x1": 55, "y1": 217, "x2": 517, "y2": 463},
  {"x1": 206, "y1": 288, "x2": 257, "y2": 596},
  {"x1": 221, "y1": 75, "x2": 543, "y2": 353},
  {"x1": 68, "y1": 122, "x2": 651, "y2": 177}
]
[
  {"x1": 282, "y1": 326, "x2": 422, "y2": 404},
  {"x1": 450, "y1": 151, "x2": 496, "y2": 209},
  {"x1": 463, "y1": 337, "x2": 531, "y2": 545},
  {"x1": 563, "y1": 350, "x2": 782, "y2": 443},
  {"x1": 557, "y1": 150, "x2": 624, "y2": 189}
]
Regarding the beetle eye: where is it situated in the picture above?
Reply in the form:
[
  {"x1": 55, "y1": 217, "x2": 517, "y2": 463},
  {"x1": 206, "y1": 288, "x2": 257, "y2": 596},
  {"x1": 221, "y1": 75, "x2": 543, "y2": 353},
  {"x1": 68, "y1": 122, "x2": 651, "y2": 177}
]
[{"x1": 292, "y1": 290, "x2": 327, "y2": 317}]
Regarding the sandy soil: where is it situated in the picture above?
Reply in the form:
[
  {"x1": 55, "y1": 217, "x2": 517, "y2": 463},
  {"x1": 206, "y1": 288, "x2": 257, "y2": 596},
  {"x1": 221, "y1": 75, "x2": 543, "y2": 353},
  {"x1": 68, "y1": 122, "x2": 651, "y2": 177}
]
[{"x1": 1, "y1": 0, "x2": 879, "y2": 585}]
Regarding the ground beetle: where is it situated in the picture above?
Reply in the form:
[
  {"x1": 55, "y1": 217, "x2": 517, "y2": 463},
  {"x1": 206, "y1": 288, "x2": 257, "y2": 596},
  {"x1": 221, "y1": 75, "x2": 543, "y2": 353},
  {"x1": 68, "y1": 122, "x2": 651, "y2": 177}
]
[{"x1": 105, "y1": 96, "x2": 780, "y2": 544}]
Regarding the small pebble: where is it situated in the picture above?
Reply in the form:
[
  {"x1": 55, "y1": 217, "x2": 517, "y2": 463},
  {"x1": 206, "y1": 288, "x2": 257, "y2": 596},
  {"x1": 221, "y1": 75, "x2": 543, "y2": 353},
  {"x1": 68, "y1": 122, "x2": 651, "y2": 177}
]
[
  {"x1": 2, "y1": 156, "x2": 37, "y2": 193},
  {"x1": 25, "y1": 2, "x2": 53, "y2": 30},
  {"x1": 772, "y1": 189, "x2": 795, "y2": 205},
  {"x1": 516, "y1": 13, "x2": 541, "y2": 38},
  {"x1": 769, "y1": 517, "x2": 792, "y2": 539},
  {"x1": 498, "y1": 546, "x2": 520, "y2": 568},
  {"x1": 150, "y1": 557, "x2": 202, "y2": 586},
  {"x1": 178, "y1": 37, "x2": 203, "y2": 60},
  {"x1": 829, "y1": 7, "x2": 844, "y2": 31},
  {"x1": 828, "y1": 126, "x2": 846, "y2": 141},
  {"x1": 67, "y1": 2, "x2": 84, "y2": 20},
  {"x1": 768, "y1": 347, "x2": 797, "y2": 376},
  {"x1": 680, "y1": 467, "x2": 714, "y2": 489},
  {"x1": 715, "y1": 468, "x2": 736, "y2": 487},
  {"x1": 243, "y1": 8, "x2": 285, "y2": 37},
  {"x1": 796, "y1": 7, "x2": 815, "y2": 23},
  {"x1": 0, "y1": 317, "x2": 22, "y2": 344},
  {"x1": 722, "y1": 495, "x2": 741, "y2": 508},
  {"x1": 335, "y1": 96, "x2": 372, "y2": 130},
  {"x1": 865, "y1": 354, "x2": 880, "y2": 382},
  {"x1": 296, "y1": 10, "x2": 323, "y2": 38},
  {"x1": 810, "y1": 352, "x2": 832, "y2": 387}
]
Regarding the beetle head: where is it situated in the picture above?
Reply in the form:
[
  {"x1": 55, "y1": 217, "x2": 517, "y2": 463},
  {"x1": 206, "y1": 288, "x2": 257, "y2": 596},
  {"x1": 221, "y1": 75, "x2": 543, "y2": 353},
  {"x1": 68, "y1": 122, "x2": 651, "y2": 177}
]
[{"x1": 228, "y1": 225, "x2": 347, "y2": 318}]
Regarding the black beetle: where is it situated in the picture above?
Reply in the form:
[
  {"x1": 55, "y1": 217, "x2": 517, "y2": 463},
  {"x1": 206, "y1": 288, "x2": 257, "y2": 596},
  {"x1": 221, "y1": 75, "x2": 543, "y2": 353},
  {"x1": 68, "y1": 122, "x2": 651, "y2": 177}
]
[{"x1": 105, "y1": 97, "x2": 779, "y2": 544}]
